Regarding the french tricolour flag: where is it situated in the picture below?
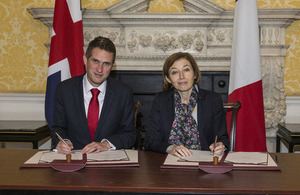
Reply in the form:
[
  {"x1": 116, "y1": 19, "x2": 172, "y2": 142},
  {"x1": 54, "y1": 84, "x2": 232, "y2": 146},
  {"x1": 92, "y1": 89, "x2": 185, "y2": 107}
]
[
  {"x1": 45, "y1": 0, "x2": 85, "y2": 127},
  {"x1": 227, "y1": 0, "x2": 267, "y2": 152}
]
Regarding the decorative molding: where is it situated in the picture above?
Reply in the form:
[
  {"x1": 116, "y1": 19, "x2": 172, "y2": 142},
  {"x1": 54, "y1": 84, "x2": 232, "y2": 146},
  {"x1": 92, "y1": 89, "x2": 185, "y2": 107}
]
[
  {"x1": 262, "y1": 56, "x2": 286, "y2": 137},
  {"x1": 183, "y1": 0, "x2": 225, "y2": 13},
  {"x1": 107, "y1": 0, "x2": 149, "y2": 13},
  {"x1": 26, "y1": 0, "x2": 300, "y2": 137},
  {"x1": 0, "y1": 93, "x2": 45, "y2": 121}
]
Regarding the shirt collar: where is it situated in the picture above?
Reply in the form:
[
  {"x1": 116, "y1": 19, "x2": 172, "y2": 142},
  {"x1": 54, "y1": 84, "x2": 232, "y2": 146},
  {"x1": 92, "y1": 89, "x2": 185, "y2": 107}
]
[{"x1": 83, "y1": 74, "x2": 107, "y2": 94}]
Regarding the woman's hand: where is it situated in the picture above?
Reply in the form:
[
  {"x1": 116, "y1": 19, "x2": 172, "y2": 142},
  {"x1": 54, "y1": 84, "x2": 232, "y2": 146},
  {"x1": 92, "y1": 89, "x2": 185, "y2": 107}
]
[
  {"x1": 169, "y1": 144, "x2": 192, "y2": 157},
  {"x1": 209, "y1": 142, "x2": 225, "y2": 156}
]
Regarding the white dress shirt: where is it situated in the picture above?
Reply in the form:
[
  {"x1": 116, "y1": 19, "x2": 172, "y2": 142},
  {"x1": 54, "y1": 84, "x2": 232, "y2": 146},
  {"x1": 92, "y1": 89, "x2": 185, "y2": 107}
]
[
  {"x1": 83, "y1": 74, "x2": 106, "y2": 117},
  {"x1": 82, "y1": 74, "x2": 115, "y2": 149}
]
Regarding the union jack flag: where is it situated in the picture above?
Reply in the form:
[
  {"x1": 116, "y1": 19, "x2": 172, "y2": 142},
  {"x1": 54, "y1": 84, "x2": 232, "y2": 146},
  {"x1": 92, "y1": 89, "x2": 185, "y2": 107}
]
[{"x1": 45, "y1": 0, "x2": 85, "y2": 126}]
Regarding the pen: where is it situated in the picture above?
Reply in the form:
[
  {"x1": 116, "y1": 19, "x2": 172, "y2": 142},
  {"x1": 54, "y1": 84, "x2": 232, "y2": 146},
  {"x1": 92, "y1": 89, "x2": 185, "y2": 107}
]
[
  {"x1": 213, "y1": 135, "x2": 218, "y2": 156},
  {"x1": 55, "y1": 132, "x2": 69, "y2": 147}
]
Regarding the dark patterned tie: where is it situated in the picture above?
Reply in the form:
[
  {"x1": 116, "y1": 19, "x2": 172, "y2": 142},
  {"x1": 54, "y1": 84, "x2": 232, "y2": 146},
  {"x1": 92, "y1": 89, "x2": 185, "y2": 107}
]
[{"x1": 87, "y1": 88, "x2": 100, "y2": 141}]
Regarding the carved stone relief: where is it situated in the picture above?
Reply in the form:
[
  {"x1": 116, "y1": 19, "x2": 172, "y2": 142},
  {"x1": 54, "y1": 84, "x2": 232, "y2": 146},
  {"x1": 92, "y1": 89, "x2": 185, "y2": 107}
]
[
  {"x1": 261, "y1": 27, "x2": 283, "y2": 45},
  {"x1": 207, "y1": 28, "x2": 233, "y2": 45},
  {"x1": 261, "y1": 56, "x2": 286, "y2": 137},
  {"x1": 126, "y1": 29, "x2": 205, "y2": 54},
  {"x1": 83, "y1": 28, "x2": 125, "y2": 45}
]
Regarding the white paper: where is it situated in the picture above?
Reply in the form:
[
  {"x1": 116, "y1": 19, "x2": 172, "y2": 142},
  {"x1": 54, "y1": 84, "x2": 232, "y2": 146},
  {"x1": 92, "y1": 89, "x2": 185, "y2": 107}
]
[
  {"x1": 24, "y1": 150, "x2": 138, "y2": 165},
  {"x1": 225, "y1": 152, "x2": 268, "y2": 164},
  {"x1": 164, "y1": 154, "x2": 198, "y2": 166},
  {"x1": 179, "y1": 150, "x2": 221, "y2": 162},
  {"x1": 87, "y1": 150, "x2": 128, "y2": 161},
  {"x1": 87, "y1": 149, "x2": 138, "y2": 165},
  {"x1": 38, "y1": 150, "x2": 128, "y2": 163}
]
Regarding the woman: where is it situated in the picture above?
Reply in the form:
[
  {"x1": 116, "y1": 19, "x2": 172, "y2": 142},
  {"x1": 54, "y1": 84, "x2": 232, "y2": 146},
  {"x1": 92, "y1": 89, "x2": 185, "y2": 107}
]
[{"x1": 144, "y1": 52, "x2": 229, "y2": 157}]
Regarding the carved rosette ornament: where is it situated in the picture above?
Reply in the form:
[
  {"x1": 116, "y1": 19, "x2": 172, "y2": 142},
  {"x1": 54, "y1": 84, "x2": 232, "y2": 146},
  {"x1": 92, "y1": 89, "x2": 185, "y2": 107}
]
[
  {"x1": 83, "y1": 28, "x2": 125, "y2": 46},
  {"x1": 126, "y1": 30, "x2": 205, "y2": 53},
  {"x1": 207, "y1": 28, "x2": 233, "y2": 45},
  {"x1": 153, "y1": 33, "x2": 177, "y2": 52}
]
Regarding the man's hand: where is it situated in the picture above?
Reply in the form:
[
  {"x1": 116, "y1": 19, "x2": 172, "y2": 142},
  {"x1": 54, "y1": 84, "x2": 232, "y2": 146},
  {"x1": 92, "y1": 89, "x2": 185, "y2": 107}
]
[
  {"x1": 81, "y1": 140, "x2": 111, "y2": 154},
  {"x1": 57, "y1": 140, "x2": 74, "y2": 154}
]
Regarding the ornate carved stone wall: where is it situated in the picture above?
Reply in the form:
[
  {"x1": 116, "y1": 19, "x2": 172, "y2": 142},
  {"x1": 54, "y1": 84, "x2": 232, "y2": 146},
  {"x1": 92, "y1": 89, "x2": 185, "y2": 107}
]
[
  {"x1": 262, "y1": 56, "x2": 286, "y2": 136},
  {"x1": 27, "y1": 0, "x2": 300, "y2": 137}
]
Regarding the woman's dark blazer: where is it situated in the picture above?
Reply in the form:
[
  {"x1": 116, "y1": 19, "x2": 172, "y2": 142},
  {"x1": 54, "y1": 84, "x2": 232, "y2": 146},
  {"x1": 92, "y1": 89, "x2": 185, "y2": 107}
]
[{"x1": 144, "y1": 87, "x2": 229, "y2": 153}]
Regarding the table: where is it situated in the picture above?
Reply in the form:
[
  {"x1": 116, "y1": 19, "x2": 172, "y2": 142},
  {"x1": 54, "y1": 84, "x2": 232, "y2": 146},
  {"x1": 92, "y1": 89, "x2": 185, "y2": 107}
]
[
  {"x1": 0, "y1": 149, "x2": 300, "y2": 194},
  {"x1": 0, "y1": 121, "x2": 49, "y2": 149},
  {"x1": 276, "y1": 123, "x2": 300, "y2": 153}
]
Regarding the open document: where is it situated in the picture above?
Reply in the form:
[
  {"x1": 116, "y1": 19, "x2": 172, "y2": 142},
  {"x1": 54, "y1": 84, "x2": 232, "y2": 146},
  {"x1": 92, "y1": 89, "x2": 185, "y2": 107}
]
[
  {"x1": 179, "y1": 150, "x2": 221, "y2": 162},
  {"x1": 22, "y1": 149, "x2": 139, "y2": 168},
  {"x1": 39, "y1": 150, "x2": 128, "y2": 163},
  {"x1": 225, "y1": 152, "x2": 267, "y2": 164},
  {"x1": 161, "y1": 150, "x2": 280, "y2": 171}
]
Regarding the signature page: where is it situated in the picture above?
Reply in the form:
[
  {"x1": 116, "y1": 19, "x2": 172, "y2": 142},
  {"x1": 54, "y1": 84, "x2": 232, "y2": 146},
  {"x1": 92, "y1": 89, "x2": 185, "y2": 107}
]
[
  {"x1": 38, "y1": 150, "x2": 128, "y2": 163},
  {"x1": 179, "y1": 150, "x2": 221, "y2": 162},
  {"x1": 225, "y1": 152, "x2": 268, "y2": 164}
]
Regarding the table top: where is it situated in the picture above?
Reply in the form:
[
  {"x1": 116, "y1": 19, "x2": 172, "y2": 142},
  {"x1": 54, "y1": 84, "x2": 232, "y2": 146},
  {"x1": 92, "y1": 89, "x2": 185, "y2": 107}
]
[
  {"x1": 278, "y1": 123, "x2": 300, "y2": 136},
  {"x1": 0, "y1": 149, "x2": 300, "y2": 194},
  {"x1": 0, "y1": 121, "x2": 47, "y2": 132}
]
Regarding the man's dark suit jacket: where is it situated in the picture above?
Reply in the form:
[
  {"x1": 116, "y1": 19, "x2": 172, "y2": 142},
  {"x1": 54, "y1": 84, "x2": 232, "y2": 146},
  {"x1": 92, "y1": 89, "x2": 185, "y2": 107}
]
[
  {"x1": 51, "y1": 74, "x2": 136, "y2": 150},
  {"x1": 144, "y1": 87, "x2": 229, "y2": 153}
]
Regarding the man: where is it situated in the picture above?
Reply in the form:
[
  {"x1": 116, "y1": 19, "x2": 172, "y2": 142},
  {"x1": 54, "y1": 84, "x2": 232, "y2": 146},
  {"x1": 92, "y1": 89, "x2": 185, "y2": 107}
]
[{"x1": 51, "y1": 36, "x2": 136, "y2": 154}]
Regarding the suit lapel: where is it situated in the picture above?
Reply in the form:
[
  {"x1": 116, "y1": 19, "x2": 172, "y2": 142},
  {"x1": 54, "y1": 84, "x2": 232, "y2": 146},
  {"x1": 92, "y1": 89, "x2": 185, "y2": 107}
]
[
  {"x1": 75, "y1": 74, "x2": 91, "y2": 141},
  {"x1": 167, "y1": 91, "x2": 175, "y2": 129},
  {"x1": 197, "y1": 89, "x2": 206, "y2": 145}
]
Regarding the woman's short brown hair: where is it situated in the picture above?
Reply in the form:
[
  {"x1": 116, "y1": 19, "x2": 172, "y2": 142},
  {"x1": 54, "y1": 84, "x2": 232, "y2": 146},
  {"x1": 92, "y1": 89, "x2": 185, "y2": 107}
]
[{"x1": 162, "y1": 52, "x2": 201, "y2": 90}]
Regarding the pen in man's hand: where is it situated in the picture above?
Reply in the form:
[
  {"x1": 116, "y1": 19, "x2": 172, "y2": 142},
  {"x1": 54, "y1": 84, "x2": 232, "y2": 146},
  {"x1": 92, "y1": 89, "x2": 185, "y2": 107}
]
[
  {"x1": 213, "y1": 135, "x2": 218, "y2": 155},
  {"x1": 55, "y1": 132, "x2": 69, "y2": 147}
]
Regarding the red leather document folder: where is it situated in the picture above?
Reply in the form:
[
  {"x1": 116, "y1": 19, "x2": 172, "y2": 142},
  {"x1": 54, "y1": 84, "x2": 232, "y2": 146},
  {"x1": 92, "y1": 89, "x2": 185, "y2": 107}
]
[
  {"x1": 161, "y1": 151, "x2": 280, "y2": 172},
  {"x1": 20, "y1": 149, "x2": 139, "y2": 170}
]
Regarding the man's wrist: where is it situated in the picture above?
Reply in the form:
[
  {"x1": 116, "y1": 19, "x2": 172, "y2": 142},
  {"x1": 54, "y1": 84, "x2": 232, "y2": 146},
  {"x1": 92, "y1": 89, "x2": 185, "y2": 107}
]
[{"x1": 101, "y1": 139, "x2": 116, "y2": 150}]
